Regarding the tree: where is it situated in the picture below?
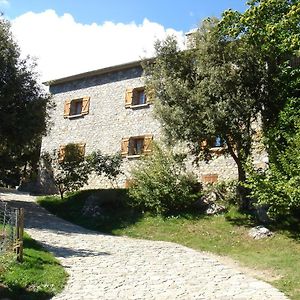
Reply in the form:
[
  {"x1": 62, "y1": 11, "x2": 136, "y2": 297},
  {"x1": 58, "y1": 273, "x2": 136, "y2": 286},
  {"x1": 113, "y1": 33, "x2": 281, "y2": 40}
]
[
  {"x1": 220, "y1": 0, "x2": 300, "y2": 218},
  {"x1": 87, "y1": 150, "x2": 122, "y2": 187},
  {"x1": 0, "y1": 16, "x2": 52, "y2": 186},
  {"x1": 145, "y1": 19, "x2": 268, "y2": 210},
  {"x1": 220, "y1": 0, "x2": 299, "y2": 128},
  {"x1": 43, "y1": 144, "x2": 90, "y2": 199}
]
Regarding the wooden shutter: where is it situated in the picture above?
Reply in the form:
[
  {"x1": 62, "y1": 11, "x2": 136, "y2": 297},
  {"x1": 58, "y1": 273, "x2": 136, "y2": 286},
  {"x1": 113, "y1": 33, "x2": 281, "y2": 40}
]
[
  {"x1": 58, "y1": 145, "x2": 66, "y2": 162},
  {"x1": 121, "y1": 138, "x2": 129, "y2": 157},
  {"x1": 78, "y1": 143, "x2": 86, "y2": 157},
  {"x1": 146, "y1": 87, "x2": 154, "y2": 104},
  {"x1": 64, "y1": 99, "x2": 71, "y2": 117},
  {"x1": 125, "y1": 89, "x2": 133, "y2": 108},
  {"x1": 81, "y1": 97, "x2": 90, "y2": 115},
  {"x1": 143, "y1": 135, "x2": 153, "y2": 155}
]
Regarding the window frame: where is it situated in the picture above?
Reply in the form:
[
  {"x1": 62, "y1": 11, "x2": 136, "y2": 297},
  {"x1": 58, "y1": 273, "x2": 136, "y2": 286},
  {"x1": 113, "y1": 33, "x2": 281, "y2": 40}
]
[
  {"x1": 121, "y1": 135, "x2": 153, "y2": 158},
  {"x1": 64, "y1": 96, "x2": 90, "y2": 118},
  {"x1": 69, "y1": 98, "x2": 83, "y2": 117},
  {"x1": 125, "y1": 87, "x2": 151, "y2": 109}
]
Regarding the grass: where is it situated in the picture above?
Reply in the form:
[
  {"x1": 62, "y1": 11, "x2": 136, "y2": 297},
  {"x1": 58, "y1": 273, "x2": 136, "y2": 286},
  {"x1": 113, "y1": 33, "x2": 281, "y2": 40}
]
[
  {"x1": 0, "y1": 233, "x2": 68, "y2": 300},
  {"x1": 38, "y1": 189, "x2": 300, "y2": 300}
]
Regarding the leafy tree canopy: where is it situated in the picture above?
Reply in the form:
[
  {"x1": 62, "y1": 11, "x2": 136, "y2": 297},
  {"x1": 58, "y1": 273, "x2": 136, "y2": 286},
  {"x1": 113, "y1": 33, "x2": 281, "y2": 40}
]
[
  {"x1": 145, "y1": 18, "x2": 267, "y2": 191},
  {"x1": 0, "y1": 16, "x2": 52, "y2": 186}
]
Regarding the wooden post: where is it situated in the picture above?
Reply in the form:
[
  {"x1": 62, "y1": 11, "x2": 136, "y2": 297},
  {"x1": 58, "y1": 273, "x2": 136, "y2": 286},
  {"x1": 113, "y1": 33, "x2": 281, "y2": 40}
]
[
  {"x1": 15, "y1": 208, "x2": 24, "y2": 262},
  {"x1": 18, "y1": 208, "x2": 24, "y2": 262}
]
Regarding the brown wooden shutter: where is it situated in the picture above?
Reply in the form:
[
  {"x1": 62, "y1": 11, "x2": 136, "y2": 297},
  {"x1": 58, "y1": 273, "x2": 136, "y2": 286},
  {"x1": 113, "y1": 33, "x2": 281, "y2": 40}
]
[
  {"x1": 146, "y1": 87, "x2": 154, "y2": 104},
  {"x1": 121, "y1": 138, "x2": 129, "y2": 157},
  {"x1": 58, "y1": 145, "x2": 66, "y2": 162},
  {"x1": 81, "y1": 97, "x2": 90, "y2": 115},
  {"x1": 78, "y1": 143, "x2": 86, "y2": 157},
  {"x1": 143, "y1": 135, "x2": 153, "y2": 155},
  {"x1": 64, "y1": 99, "x2": 71, "y2": 117},
  {"x1": 125, "y1": 89, "x2": 133, "y2": 108}
]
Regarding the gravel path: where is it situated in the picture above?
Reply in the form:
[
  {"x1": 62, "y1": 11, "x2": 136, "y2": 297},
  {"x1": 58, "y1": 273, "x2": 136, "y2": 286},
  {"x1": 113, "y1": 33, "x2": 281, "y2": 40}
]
[{"x1": 1, "y1": 190, "x2": 289, "y2": 300}]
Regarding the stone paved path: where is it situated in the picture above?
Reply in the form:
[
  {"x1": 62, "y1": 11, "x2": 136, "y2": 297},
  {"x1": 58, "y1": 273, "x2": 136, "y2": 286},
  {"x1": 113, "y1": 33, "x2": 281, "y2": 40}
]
[{"x1": 1, "y1": 190, "x2": 289, "y2": 300}]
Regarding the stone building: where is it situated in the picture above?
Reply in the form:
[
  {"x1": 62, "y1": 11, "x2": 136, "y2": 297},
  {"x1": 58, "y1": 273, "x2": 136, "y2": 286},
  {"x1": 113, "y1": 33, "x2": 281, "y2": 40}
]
[{"x1": 39, "y1": 59, "x2": 267, "y2": 192}]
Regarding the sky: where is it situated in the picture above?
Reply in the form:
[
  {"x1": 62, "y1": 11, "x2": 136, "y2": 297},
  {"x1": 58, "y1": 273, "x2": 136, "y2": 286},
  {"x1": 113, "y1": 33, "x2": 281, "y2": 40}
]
[{"x1": 0, "y1": 0, "x2": 248, "y2": 81}]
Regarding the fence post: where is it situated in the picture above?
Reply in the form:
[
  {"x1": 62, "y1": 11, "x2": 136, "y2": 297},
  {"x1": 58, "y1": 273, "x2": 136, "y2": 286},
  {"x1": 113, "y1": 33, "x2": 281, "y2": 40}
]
[{"x1": 15, "y1": 208, "x2": 24, "y2": 262}]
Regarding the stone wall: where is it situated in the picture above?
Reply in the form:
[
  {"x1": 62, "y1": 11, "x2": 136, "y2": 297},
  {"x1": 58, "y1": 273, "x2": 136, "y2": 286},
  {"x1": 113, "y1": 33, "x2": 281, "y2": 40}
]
[{"x1": 40, "y1": 64, "x2": 160, "y2": 191}]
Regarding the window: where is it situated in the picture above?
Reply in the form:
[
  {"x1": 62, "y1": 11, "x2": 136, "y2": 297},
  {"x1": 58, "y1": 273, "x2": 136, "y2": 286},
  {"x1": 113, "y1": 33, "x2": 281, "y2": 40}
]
[
  {"x1": 64, "y1": 96, "x2": 90, "y2": 118},
  {"x1": 70, "y1": 99, "x2": 83, "y2": 116},
  {"x1": 125, "y1": 87, "x2": 151, "y2": 108},
  {"x1": 132, "y1": 88, "x2": 146, "y2": 106},
  {"x1": 121, "y1": 135, "x2": 153, "y2": 157},
  {"x1": 212, "y1": 136, "x2": 224, "y2": 148},
  {"x1": 200, "y1": 136, "x2": 225, "y2": 149},
  {"x1": 58, "y1": 143, "x2": 86, "y2": 162}
]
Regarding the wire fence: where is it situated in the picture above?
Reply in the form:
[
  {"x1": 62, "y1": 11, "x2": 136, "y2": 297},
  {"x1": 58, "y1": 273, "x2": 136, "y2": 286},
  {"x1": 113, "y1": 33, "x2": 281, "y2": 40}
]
[{"x1": 0, "y1": 201, "x2": 24, "y2": 261}]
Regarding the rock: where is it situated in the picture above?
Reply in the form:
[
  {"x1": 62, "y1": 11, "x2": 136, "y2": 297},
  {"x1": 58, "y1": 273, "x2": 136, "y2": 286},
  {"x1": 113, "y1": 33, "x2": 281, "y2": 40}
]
[
  {"x1": 248, "y1": 226, "x2": 273, "y2": 240},
  {"x1": 81, "y1": 195, "x2": 103, "y2": 218},
  {"x1": 194, "y1": 192, "x2": 226, "y2": 215},
  {"x1": 206, "y1": 203, "x2": 226, "y2": 215}
]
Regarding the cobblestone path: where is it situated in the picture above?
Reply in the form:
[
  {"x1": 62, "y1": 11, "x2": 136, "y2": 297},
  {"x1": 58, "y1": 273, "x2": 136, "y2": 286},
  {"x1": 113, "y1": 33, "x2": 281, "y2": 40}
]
[{"x1": 1, "y1": 190, "x2": 288, "y2": 300}]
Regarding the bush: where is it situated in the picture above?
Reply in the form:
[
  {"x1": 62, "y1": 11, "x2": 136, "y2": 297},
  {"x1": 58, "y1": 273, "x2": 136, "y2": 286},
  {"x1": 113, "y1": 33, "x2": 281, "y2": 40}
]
[{"x1": 128, "y1": 144, "x2": 201, "y2": 215}]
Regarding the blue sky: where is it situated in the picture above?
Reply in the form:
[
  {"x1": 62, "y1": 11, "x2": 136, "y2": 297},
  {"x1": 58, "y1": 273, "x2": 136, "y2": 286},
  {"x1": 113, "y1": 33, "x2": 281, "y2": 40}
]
[
  {"x1": 1, "y1": 0, "x2": 248, "y2": 80},
  {"x1": 2, "y1": 0, "x2": 248, "y2": 32}
]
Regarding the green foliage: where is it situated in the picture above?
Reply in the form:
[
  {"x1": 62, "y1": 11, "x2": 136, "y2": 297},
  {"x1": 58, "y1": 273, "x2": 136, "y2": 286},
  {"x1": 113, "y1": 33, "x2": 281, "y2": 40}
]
[
  {"x1": 128, "y1": 144, "x2": 201, "y2": 215},
  {"x1": 87, "y1": 150, "x2": 122, "y2": 185},
  {"x1": 219, "y1": 0, "x2": 300, "y2": 217},
  {"x1": 38, "y1": 189, "x2": 141, "y2": 233},
  {"x1": 42, "y1": 144, "x2": 90, "y2": 199},
  {"x1": 221, "y1": 0, "x2": 299, "y2": 56},
  {"x1": 145, "y1": 18, "x2": 271, "y2": 210},
  {"x1": 0, "y1": 233, "x2": 67, "y2": 299},
  {"x1": 0, "y1": 16, "x2": 52, "y2": 187},
  {"x1": 220, "y1": 0, "x2": 299, "y2": 128},
  {"x1": 246, "y1": 100, "x2": 300, "y2": 219}
]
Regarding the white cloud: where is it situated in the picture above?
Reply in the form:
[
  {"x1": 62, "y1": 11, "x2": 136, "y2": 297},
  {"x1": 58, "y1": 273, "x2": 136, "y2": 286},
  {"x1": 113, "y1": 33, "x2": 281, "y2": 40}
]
[
  {"x1": 11, "y1": 10, "x2": 185, "y2": 81},
  {"x1": 0, "y1": 0, "x2": 9, "y2": 7}
]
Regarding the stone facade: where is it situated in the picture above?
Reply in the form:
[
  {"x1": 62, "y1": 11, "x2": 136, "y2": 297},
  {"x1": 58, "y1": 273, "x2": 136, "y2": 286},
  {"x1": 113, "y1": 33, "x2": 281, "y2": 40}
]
[{"x1": 39, "y1": 60, "x2": 267, "y2": 192}]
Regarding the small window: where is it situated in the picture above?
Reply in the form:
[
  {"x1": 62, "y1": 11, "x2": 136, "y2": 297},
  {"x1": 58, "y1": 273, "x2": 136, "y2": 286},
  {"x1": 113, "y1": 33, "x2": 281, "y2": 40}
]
[
  {"x1": 213, "y1": 136, "x2": 224, "y2": 148},
  {"x1": 70, "y1": 99, "x2": 83, "y2": 116},
  {"x1": 121, "y1": 135, "x2": 153, "y2": 157},
  {"x1": 64, "y1": 96, "x2": 90, "y2": 118},
  {"x1": 132, "y1": 88, "x2": 146, "y2": 106},
  {"x1": 129, "y1": 137, "x2": 144, "y2": 155},
  {"x1": 125, "y1": 87, "x2": 150, "y2": 108}
]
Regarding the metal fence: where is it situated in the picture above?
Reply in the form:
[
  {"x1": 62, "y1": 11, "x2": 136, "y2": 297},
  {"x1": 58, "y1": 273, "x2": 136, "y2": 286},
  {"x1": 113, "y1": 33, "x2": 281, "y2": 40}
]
[{"x1": 0, "y1": 201, "x2": 24, "y2": 261}]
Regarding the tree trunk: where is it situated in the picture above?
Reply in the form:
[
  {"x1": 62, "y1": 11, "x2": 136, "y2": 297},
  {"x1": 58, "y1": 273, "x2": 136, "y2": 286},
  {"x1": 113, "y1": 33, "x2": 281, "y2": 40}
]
[{"x1": 225, "y1": 137, "x2": 250, "y2": 211}]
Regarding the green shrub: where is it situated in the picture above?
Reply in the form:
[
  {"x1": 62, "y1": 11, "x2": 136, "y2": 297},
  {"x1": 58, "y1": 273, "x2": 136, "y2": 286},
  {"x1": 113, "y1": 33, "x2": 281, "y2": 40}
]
[
  {"x1": 246, "y1": 166, "x2": 300, "y2": 220},
  {"x1": 128, "y1": 144, "x2": 201, "y2": 215}
]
